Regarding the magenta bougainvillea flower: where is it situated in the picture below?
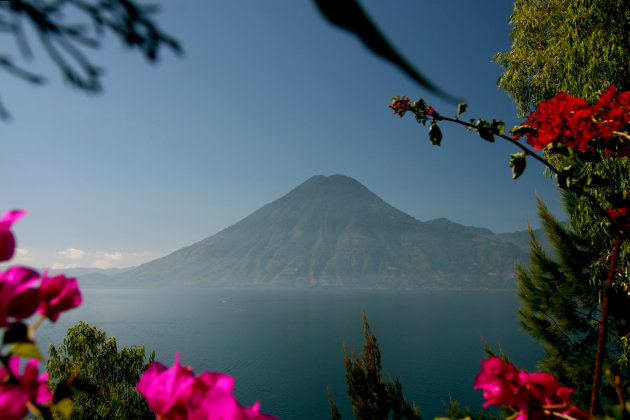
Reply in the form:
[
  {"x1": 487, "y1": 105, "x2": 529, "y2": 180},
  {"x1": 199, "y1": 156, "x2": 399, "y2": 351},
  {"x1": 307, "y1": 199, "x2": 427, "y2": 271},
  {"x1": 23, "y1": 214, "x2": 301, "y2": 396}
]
[
  {"x1": 137, "y1": 353, "x2": 197, "y2": 420},
  {"x1": 137, "y1": 353, "x2": 278, "y2": 420},
  {"x1": 0, "y1": 356, "x2": 52, "y2": 420},
  {"x1": 37, "y1": 272, "x2": 82, "y2": 322},
  {"x1": 0, "y1": 210, "x2": 26, "y2": 262},
  {"x1": 474, "y1": 357, "x2": 590, "y2": 420},
  {"x1": 0, "y1": 266, "x2": 41, "y2": 327},
  {"x1": 473, "y1": 356, "x2": 527, "y2": 409}
]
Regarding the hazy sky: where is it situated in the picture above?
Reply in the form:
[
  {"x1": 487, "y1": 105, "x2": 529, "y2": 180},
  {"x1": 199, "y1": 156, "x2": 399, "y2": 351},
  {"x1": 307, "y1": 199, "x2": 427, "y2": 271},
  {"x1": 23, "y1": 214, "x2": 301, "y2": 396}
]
[{"x1": 1, "y1": 1, "x2": 563, "y2": 270}]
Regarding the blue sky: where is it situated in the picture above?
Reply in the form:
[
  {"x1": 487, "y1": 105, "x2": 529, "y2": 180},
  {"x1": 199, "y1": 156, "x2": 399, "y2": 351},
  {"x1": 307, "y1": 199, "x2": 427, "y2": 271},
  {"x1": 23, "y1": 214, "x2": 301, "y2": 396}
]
[{"x1": 1, "y1": 1, "x2": 562, "y2": 270}]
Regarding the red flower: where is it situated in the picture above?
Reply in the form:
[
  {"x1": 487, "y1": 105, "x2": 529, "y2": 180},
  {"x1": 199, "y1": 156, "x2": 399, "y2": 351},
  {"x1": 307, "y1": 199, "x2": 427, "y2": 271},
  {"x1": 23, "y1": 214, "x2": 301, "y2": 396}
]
[
  {"x1": 605, "y1": 207, "x2": 630, "y2": 227},
  {"x1": 516, "y1": 86, "x2": 630, "y2": 155},
  {"x1": 389, "y1": 96, "x2": 411, "y2": 117}
]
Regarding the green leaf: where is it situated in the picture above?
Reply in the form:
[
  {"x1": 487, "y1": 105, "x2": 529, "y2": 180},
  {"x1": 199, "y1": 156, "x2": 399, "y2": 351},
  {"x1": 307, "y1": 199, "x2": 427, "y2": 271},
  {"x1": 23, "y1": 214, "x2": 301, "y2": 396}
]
[
  {"x1": 411, "y1": 99, "x2": 428, "y2": 112},
  {"x1": 475, "y1": 119, "x2": 494, "y2": 142},
  {"x1": 428, "y1": 122, "x2": 442, "y2": 145},
  {"x1": 11, "y1": 342, "x2": 43, "y2": 360},
  {"x1": 52, "y1": 398, "x2": 74, "y2": 419},
  {"x1": 3, "y1": 322, "x2": 29, "y2": 345},
  {"x1": 491, "y1": 119, "x2": 505, "y2": 136},
  {"x1": 510, "y1": 124, "x2": 536, "y2": 136},
  {"x1": 509, "y1": 152, "x2": 527, "y2": 179},
  {"x1": 457, "y1": 103, "x2": 467, "y2": 116},
  {"x1": 546, "y1": 143, "x2": 571, "y2": 156}
]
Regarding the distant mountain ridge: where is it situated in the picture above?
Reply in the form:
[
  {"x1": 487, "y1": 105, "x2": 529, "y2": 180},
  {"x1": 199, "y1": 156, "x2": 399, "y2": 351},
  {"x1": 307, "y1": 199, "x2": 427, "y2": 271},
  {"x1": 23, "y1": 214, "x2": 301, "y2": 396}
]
[
  {"x1": 111, "y1": 175, "x2": 536, "y2": 289},
  {"x1": 424, "y1": 217, "x2": 550, "y2": 253}
]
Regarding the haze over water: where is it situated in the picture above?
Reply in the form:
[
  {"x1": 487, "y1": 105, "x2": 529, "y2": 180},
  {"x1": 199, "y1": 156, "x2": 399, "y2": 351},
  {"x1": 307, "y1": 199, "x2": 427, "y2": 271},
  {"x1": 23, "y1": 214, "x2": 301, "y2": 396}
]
[{"x1": 36, "y1": 287, "x2": 542, "y2": 420}]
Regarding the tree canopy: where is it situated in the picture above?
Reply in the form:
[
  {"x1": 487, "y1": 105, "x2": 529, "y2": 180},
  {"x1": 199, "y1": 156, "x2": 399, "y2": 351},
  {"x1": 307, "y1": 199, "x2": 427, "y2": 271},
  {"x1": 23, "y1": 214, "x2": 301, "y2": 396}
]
[
  {"x1": 46, "y1": 321, "x2": 156, "y2": 419},
  {"x1": 495, "y1": 0, "x2": 630, "y2": 116}
]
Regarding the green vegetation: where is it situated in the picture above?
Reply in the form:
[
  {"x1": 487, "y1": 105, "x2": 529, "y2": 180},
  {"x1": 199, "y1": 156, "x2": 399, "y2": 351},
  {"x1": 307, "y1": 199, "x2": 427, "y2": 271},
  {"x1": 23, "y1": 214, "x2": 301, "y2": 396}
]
[
  {"x1": 517, "y1": 199, "x2": 630, "y2": 408},
  {"x1": 496, "y1": 0, "x2": 630, "y2": 412},
  {"x1": 328, "y1": 311, "x2": 421, "y2": 420},
  {"x1": 46, "y1": 321, "x2": 156, "y2": 419},
  {"x1": 494, "y1": 0, "x2": 629, "y2": 116}
]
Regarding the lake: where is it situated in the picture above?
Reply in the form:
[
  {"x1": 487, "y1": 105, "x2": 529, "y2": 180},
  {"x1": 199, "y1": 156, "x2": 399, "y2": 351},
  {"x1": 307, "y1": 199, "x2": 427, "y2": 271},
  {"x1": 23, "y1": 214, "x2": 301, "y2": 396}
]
[{"x1": 34, "y1": 288, "x2": 543, "y2": 420}]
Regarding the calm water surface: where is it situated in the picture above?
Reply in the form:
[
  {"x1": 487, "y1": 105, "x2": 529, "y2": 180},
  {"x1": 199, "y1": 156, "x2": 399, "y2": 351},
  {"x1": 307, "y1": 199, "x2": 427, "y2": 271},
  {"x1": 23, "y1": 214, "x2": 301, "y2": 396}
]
[{"x1": 35, "y1": 288, "x2": 543, "y2": 420}]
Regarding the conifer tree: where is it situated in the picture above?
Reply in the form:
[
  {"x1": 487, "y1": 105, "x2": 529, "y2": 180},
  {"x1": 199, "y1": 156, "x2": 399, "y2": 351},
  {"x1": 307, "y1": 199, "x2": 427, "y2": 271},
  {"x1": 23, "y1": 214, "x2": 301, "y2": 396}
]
[
  {"x1": 329, "y1": 311, "x2": 421, "y2": 420},
  {"x1": 516, "y1": 199, "x2": 630, "y2": 408}
]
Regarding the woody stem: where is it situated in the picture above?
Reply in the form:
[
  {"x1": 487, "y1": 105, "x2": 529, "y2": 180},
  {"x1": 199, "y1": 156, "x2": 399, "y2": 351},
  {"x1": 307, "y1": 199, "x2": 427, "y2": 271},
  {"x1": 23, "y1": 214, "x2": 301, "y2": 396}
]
[{"x1": 590, "y1": 234, "x2": 622, "y2": 415}]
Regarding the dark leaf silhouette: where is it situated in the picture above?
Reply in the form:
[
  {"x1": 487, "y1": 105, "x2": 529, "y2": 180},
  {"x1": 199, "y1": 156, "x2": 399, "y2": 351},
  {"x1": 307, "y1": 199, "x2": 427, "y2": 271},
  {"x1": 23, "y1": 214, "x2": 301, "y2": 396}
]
[{"x1": 313, "y1": 0, "x2": 461, "y2": 103}]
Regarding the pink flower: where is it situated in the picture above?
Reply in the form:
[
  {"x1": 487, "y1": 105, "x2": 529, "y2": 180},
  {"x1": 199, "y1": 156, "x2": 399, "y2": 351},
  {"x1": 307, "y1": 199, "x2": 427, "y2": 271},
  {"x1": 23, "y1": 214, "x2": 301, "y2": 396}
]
[
  {"x1": 0, "y1": 210, "x2": 26, "y2": 262},
  {"x1": 474, "y1": 357, "x2": 589, "y2": 420},
  {"x1": 138, "y1": 353, "x2": 278, "y2": 420},
  {"x1": 0, "y1": 356, "x2": 52, "y2": 420},
  {"x1": 473, "y1": 356, "x2": 526, "y2": 409},
  {"x1": 0, "y1": 266, "x2": 41, "y2": 327},
  {"x1": 137, "y1": 353, "x2": 196, "y2": 420},
  {"x1": 37, "y1": 272, "x2": 82, "y2": 322}
]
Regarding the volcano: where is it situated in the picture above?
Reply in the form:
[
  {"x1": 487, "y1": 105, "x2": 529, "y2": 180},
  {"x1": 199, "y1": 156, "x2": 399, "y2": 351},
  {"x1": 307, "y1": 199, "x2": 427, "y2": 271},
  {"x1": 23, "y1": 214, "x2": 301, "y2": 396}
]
[{"x1": 116, "y1": 175, "x2": 525, "y2": 289}]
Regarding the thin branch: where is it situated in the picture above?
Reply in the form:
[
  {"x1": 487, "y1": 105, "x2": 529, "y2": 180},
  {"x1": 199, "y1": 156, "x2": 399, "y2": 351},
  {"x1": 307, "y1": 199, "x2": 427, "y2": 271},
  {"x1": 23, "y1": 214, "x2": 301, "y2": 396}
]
[{"x1": 590, "y1": 234, "x2": 623, "y2": 415}]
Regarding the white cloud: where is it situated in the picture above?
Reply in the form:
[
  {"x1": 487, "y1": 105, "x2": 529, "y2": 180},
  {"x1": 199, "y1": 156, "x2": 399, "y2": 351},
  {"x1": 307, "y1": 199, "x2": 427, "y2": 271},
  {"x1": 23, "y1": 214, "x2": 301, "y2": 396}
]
[
  {"x1": 91, "y1": 259, "x2": 112, "y2": 269},
  {"x1": 51, "y1": 263, "x2": 80, "y2": 270},
  {"x1": 58, "y1": 248, "x2": 85, "y2": 260},
  {"x1": 15, "y1": 248, "x2": 28, "y2": 256},
  {"x1": 103, "y1": 252, "x2": 122, "y2": 261}
]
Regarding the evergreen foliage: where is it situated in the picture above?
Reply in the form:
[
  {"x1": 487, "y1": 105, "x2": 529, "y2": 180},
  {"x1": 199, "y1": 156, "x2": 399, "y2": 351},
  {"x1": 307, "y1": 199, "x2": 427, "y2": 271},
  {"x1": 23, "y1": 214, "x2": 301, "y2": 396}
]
[
  {"x1": 329, "y1": 311, "x2": 421, "y2": 420},
  {"x1": 496, "y1": 0, "x2": 630, "y2": 411},
  {"x1": 46, "y1": 321, "x2": 156, "y2": 419},
  {"x1": 494, "y1": 0, "x2": 630, "y2": 116},
  {"x1": 516, "y1": 199, "x2": 630, "y2": 409}
]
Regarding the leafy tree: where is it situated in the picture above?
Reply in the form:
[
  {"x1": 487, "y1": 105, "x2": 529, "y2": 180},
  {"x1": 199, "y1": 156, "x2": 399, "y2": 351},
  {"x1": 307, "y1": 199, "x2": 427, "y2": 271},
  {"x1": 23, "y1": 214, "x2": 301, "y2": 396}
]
[
  {"x1": 494, "y1": 0, "x2": 630, "y2": 117},
  {"x1": 329, "y1": 311, "x2": 421, "y2": 420},
  {"x1": 0, "y1": 0, "x2": 181, "y2": 119},
  {"x1": 494, "y1": 0, "x2": 630, "y2": 412},
  {"x1": 46, "y1": 320, "x2": 156, "y2": 419}
]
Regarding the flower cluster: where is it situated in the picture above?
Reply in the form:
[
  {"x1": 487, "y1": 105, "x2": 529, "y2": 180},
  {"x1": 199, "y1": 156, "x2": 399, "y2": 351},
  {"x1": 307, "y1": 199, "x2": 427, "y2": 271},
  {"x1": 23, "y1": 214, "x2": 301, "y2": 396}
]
[
  {"x1": 389, "y1": 95, "x2": 411, "y2": 117},
  {"x1": 0, "y1": 209, "x2": 83, "y2": 418},
  {"x1": 474, "y1": 357, "x2": 590, "y2": 420},
  {"x1": 0, "y1": 356, "x2": 52, "y2": 420},
  {"x1": 0, "y1": 211, "x2": 82, "y2": 326},
  {"x1": 137, "y1": 353, "x2": 278, "y2": 420},
  {"x1": 515, "y1": 85, "x2": 630, "y2": 155}
]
